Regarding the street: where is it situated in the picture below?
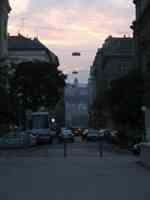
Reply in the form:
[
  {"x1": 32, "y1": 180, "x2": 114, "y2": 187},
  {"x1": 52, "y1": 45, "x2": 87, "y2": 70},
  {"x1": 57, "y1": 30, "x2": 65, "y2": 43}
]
[
  {"x1": 1, "y1": 0, "x2": 150, "y2": 199},
  {"x1": 0, "y1": 138, "x2": 149, "y2": 200}
]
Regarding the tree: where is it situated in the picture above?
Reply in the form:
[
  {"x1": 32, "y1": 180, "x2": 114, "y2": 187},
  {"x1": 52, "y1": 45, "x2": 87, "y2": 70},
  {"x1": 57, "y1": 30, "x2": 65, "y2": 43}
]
[
  {"x1": 0, "y1": 63, "x2": 16, "y2": 131},
  {"x1": 9, "y1": 61, "x2": 66, "y2": 126},
  {"x1": 106, "y1": 69, "x2": 144, "y2": 143}
]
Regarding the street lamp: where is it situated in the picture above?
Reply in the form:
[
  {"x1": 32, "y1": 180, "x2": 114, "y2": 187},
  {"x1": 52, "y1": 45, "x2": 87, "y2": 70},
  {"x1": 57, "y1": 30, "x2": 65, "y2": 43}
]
[
  {"x1": 141, "y1": 106, "x2": 147, "y2": 112},
  {"x1": 51, "y1": 118, "x2": 56, "y2": 123}
]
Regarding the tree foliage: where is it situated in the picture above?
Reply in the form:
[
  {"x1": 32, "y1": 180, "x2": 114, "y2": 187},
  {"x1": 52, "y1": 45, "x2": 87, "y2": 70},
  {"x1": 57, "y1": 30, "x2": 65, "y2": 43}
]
[
  {"x1": 108, "y1": 69, "x2": 144, "y2": 129},
  {"x1": 8, "y1": 61, "x2": 66, "y2": 124}
]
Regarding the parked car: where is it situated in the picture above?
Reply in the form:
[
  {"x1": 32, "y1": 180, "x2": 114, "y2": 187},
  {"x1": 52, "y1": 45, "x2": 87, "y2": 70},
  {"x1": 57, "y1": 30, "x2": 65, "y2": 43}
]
[
  {"x1": 81, "y1": 129, "x2": 88, "y2": 142},
  {"x1": 99, "y1": 129, "x2": 111, "y2": 135},
  {"x1": 82, "y1": 129, "x2": 88, "y2": 135},
  {"x1": 110, "y1": 130, "x2": 119, "y2": 137},
  {"x1": 109, "y1": 130, "x2": 120, "y2": 143},
  {"x1": 72, "y1": 128, "x2": 83, "y2": 136},
  {"x1": 0, "y1": 131, "x2": 37, "y2": 149},
  {"x1": 59, "y1": 128, "x2": 74, "y2": 143},
  {"x1": 26, "y1": 129, "x2": 52, "y2": 144},
  {"x1": 129, "y1": 143, "x2": 141, "y2": 156},
  {"x1": 20, "y1": 131, "x2": 37, "y2": 146},
  {"x1": 99, "y1": 129, "x2": 111, "y2": 140},
  {"x1": 86, "y1": 129, "x2": 99, "y2": 142},
  {"x1": 98, "y1": 129, "x2": 119, "y2": 143}
]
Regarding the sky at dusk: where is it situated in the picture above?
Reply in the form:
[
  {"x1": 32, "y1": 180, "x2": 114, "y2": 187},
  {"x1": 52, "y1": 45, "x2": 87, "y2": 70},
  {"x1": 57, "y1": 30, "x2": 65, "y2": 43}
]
[{"x1": 8, "y1": 0, "x2": 135, "y2": 83}]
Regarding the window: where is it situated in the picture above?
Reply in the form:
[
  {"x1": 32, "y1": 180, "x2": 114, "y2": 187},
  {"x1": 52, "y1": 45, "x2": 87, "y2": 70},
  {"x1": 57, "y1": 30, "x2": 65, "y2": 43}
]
[
  {"x1": 121, "y1": 65, "x2": 128, "y2": 74},
  {"x1": 32, "y1": 115, "x2": 49, "y2": 129}
]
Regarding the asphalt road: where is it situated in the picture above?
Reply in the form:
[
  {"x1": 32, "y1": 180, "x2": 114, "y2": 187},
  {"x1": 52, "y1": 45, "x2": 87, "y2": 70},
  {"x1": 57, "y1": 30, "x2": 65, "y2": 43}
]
[{"x1": 0, "y1": 139, "x2": 149, "y2": 200}]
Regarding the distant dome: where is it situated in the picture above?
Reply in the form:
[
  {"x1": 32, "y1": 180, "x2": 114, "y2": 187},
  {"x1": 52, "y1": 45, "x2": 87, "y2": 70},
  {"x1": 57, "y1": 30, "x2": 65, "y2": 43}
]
[{"x1": 74, "y1": 78, "x2": 79, "y2": 86}]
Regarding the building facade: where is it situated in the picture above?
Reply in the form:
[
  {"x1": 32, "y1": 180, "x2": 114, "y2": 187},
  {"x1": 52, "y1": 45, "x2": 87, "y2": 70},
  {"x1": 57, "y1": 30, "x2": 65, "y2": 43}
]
[
  {"x1": 89, "y1": 36, "x2": 135, "y2": 128},
  {"x1": 98, "y1": 36, "x2": 134, "y2": 89},
  {"x1": 88, "y1": 65, "x2": 96, "y2": 108},
  {"x1": 0, "y1": 0, "x2": 11, "y2": 62},
  {"x1": 65, "y1": 78, "x2": 89, "y2": 128},
  {"x1": 133, "y1": 0, "x2": 150, "y2": 141}
]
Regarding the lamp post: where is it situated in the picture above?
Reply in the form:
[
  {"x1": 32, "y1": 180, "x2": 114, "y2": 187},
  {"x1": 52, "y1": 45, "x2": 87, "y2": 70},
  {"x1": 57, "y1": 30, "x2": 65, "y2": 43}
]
[
  {"x1": 141, "y1": 105, "x2": 147, "y2": 142},
  {"x1": 51, "y1": 118, "x2": 56, "y2": 123},
  {"x1": 51, "y1": 118, "x2": 56, "y2": 130}
]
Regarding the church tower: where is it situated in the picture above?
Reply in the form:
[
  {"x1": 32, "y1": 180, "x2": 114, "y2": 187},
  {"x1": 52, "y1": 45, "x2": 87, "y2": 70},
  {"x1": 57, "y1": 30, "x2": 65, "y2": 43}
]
[
  {"x1": 74, "y1": 77, "x2": 79, "y2": 87},
  {"x1": 0, "y1": 0, "x2": 11, "y2": 61}
]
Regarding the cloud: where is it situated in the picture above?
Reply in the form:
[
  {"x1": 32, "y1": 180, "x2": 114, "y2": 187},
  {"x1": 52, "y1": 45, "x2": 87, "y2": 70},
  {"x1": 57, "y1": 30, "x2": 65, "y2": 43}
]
[
  {"x1": 9, "y1": 0, "x2": 134, "y2": 42},
  {"x1": 9, "y1": 0, "x2": 134, "y2": 82},
  {"x1": 10, "y1": 0, "x2": 30, "y2": 15}
]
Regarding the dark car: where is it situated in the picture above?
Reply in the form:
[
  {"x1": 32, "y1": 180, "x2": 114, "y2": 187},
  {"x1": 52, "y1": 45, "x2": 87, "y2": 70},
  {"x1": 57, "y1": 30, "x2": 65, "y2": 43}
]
[
  {"x1": 99, "y1": 129, "x2": 119, "y2": 143},
  {"x1": 86, "y1": 129, "x2": 99, "y2": 142},
  {"x1": 27, "y1": 129, "x2": 52, "y2": 144},
  {"x1": 59, "y1": 128, "x2": 74, "y2": 143},
  {"x1": 99, "y1": 129, "x2": 111, "y2": 141},
  {"x1": 129, "y1": 143, "x2": 141, "y2": 156}
]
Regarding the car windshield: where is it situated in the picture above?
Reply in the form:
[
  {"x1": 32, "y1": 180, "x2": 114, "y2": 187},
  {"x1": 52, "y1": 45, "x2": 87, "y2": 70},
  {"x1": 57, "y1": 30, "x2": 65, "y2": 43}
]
[
  {"x1": 88, "y1": 132, "x2": 97, "y2": 135},
  {"x1": 89, "y1": 129, "x2": 98, "y2": 133},
  {"x1": 32, "y1": 115, "x2": 49, "y2": 129},
  {"x1": 63, "y1": 130, "x2": 71, "y2": 135}
]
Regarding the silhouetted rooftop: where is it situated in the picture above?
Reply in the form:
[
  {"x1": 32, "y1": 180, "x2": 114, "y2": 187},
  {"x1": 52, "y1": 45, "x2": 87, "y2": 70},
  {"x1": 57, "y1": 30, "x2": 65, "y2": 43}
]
[
  {"x1": 8, "y1": 35, "x2": 48, "y2": 51},
  {"x1": 8, "y1": 34, "x2": 59, "y2": 66},
  {"x1": 102, "y1": 36, "x2": 135, "y2": 55}
]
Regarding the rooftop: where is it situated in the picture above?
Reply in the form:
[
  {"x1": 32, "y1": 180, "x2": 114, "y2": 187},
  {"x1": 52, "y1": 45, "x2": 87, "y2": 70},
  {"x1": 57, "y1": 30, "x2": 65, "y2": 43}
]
[
  {"x1": 8, "y1": 34, "x2": 59, "y2": 66},
  {"x1": 8, "y1": 34, "x2": 48, "y2": 51},
  {"x1": 102, "y1": 36, "x2": 135, "y2": 55}
]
